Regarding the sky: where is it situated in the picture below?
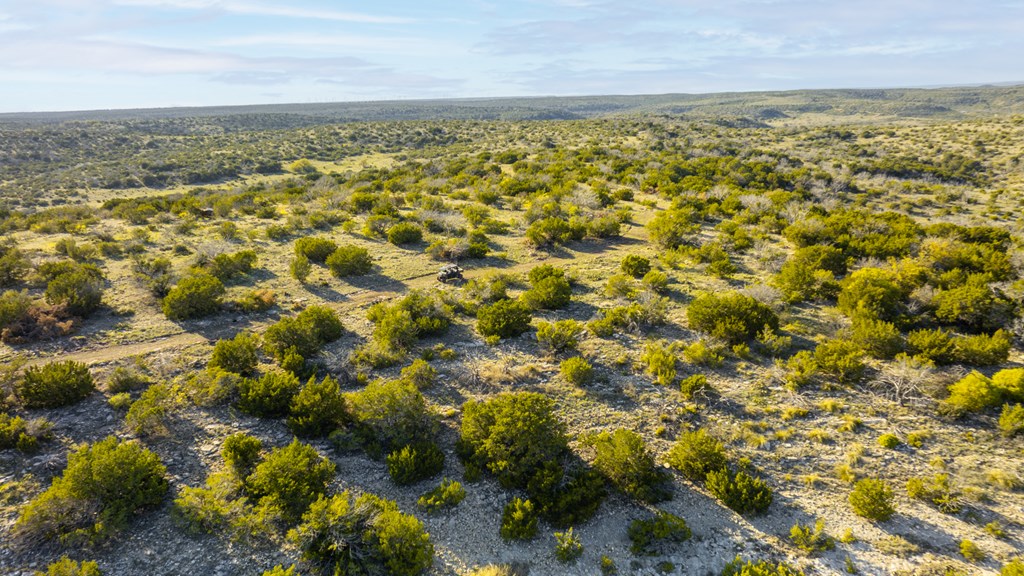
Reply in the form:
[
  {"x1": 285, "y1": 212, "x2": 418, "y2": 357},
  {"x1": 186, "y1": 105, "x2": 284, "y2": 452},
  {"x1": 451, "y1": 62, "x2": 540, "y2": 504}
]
[{"x1": 0, "y1": 0, "x2": 1022, "y2": 112}]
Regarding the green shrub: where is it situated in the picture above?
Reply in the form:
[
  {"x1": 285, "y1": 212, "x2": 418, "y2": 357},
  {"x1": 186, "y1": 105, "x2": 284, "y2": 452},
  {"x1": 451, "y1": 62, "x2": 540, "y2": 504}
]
[
  {"x1": 554, "y1": 527, "x2": 583, "y2": 563},
  {"x1": 260, "y1": 566, "x2": 298, "y2": 576},
  {"x1": 289, "y1": 491, "x2": 433, "y2": 576},
  {"x1": 500, "y1": 497, "x2": 538, "y2": 540},
  {"x1": 238, "y1": 371, "x2": 301, "y2": 417},
  {"x1": 125, "y1": 383, "x2": 178, "y2": 436},
  {"x1": 367, "y1": 291, "x2": 451, "y2": 353},
  {"x1": 789, "y1": 519, "x2": 834, "y2": 556},
  {"x1": 877, "y1": 434, "x2": 901, "y2": 449},
  {"x1": 262, "y1": 305, "x2": 343, "y2": 361},
  {"x1": 0, "y1": 289, "x2": 31, "y2": 330},
  {"x1": 387, "y1": 443, "x2": 445, "y2": 485},
  {"x1": 400, "y1": 359, "x2": 437, "y2": 389},
  {"x1": 687, "y1": 292, "x2": 779, "y2": 344},
  {"x1": 209, "y1": 332, "x2": 258, "y2": 375},
  {"x1": 837, "y1": 267, "x2": 906, "y2": 321},
  {"x1": 781, "y1": 350, "x2": 818, "y2": 389},
  {"x1": 162, "y1": 273, "x2": 225, "y2": 320},
  {"x1": 525, "y1": 217, "x2": 582, "y2": 247},
  {"x1": 587, "y1": 429, "x2": 671, "y2": 503},
  {"x1": 907, "y1": 328, "x2": 957, "y2": 365},
  {"x1": 993, "y1": 368, "x2": 1024, "y2": 401},
  {"x1": 476, "y1": 299, "x2": 532, "y2": 339},
  {"x1": 621, "y1": 255, "x2": 652, "y2": 278},
  {"x1": 417, "y1": 478, "x2": 466, "y2": 513},
  {"x1": 0, "y1": 413, "x2": 52, "y2": 452},
  {"x1": 642, "y1": 340, "x2": 678, "y2": 386},
  {"x1": 528, "y1": 264, "x2": 565, "y2": 284},
  {"x1": 536, "y1": 319, "x2": 584, "y2": 354},
  {"x1": 290, "y1": 254, "x2": 311, "y2": 283},
  {"x1": 628, "y1": 511, "x2": 691, "y2": 555},
  {"x1": 205, "y1": 250, "x2": 257, "y2": 282},
  {"x1": 35, "y1": 557, "x2": 102, "y2": 576},
  {"x1": 246, "y1": 439, "x2": 335, "y2": 522},
  {"x1": 326, "y1": 245, "x2": 373, "y2": 277},
  {"x1": 999, "y1": 403, "x2": 1024, "y2": 437},
  {"x1": 294, "y1": 237, "x2": 338, "y2": 263},
  {"x1": 849, "y1": 316, "x2": 903, "y2": 359},
  {"x1": 906, "y1": 473, "x2": 961, "y2": 514},
  {"x1": 720, "y1": 556, "x2": 805, "y2": 576},
  {"x1": 773, "y1": 245, "x2": 846, "y2": 303},
  {"x1": 665, "y1": 428, "x2": 727, "y2": 482},
  {"x1": 45, "y1": 266, "x2": 104, "y2": 317},
  {"x1": 683, "y1": 340, "x2": 725, "y2": 367},
  {"x1": 706, "y1": 469, "x2": 773, "y2": 515},
  {"x1": 604, "y1": 274, "x2": 637, "y2": 299},
  {"x1": 387, "y1": 222, "x2": 424, "y2": 245},
  {"x1": 15, "y1": 436, "x2": 167, "y2": 544},
  {"x1": 647, "y1": 207, "x2": 700, "y2": 249},
  {"x1": 953, "y1": 330, "x2": 1012, "y2": 366},
  {"x1": 1002, "y1": 559, "x2": 1024, "y2": 576},
  {"x1": 944, "y1": 371, "x2": 1003, "y2": 414},
  {"x1": 222, "y1": 432, "x2": 263, "y2": 478},
  {"x1": 458, "y1": 392, "x2": 567, "y2": 489},
  {"x1": 560, "y1": 356, "x2": 594, "y2": 386},
  {"x1": 642, "y1": 270, "x2": 670, "y2": 292},
  {"x1": 849, "y1": 478, "x2": 895, "y2": 521},
  {"x1": 18, "y1": 361, "x2": 94, "y2": 408},
  {"x1": 679, "y1": 374, "x2": 711, "y2": 400},
  {"x1": 0, "y1": 244, "x2": 30, "y2": 288},
  {"x1": 347, "y1": 378, "x2": 434, "y2": 455},
  {"x1": 521, "y1": 275, "x2": 572, "y2": 310},
  {"x1": 525, "y1": 462, "x2": 606, "y2": 528},
  {"x1": 960, "y1": 539, "x2": 985, "y2": 562},
  {"x1": 933, "y1": 275, "x2": 1012, "y2": 332},
  {"x1": 287, "y1": 376, "x2": 347, "y2": 437},
  {"x1": 106, "y1": 365, "x2": 151, "y2": 393},
  {"x1": 813, "y1": 339, "x2": 866, "y2": 384}
]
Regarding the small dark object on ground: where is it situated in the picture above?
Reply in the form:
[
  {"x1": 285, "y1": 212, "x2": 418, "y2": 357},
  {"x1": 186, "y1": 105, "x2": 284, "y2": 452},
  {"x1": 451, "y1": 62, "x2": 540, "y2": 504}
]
[{"x1": 438, "y1": 264, "x2": 464, "y2": 283}]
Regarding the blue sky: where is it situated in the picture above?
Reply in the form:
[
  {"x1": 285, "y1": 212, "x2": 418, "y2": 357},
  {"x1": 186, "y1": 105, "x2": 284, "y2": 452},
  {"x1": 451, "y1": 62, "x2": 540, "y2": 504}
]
[{"x1": 0, "y1": 0, "x2": 1022, "y2": 112}]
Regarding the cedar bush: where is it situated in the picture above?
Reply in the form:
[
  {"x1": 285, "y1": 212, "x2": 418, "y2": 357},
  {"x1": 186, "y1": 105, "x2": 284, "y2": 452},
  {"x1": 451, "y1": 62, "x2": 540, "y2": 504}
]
[
  {"x1": 162, "y1": 272, "x2": 225, "y2": 320},
  {"x1": 849, "y1": 478, "x2": 895, "y2": 521},
  {"x1": 0, "y1": 413, "x2": 52, "y2": 453},
  {"x1": 387, "y1": 222, "x2": 424, "y2": 245},
  {"x1": 628, "y1": 511, "x2": 691, "y2": 555},
  {"x1": 620, "y1": 255, "x2": 652, "y2": 278},
  {"x1": 1000, "y1": 403, "x2": 1024, "y2": 437},
  {"x1": 209, "y1": 331, "x2": 258, "y2": 375},
  {"x1": 687, "y1": 292, "x2": 779, "y2": 344},
  {"x1": 294, "y1": 237, "x2": 338, "y2": 263},
  {"x1": 347, "y1": 378, "x2": 434, "y2": 456},
  {"x1": 287, "y1": 376, "x2": 347, "y2": 437},
  {"x1": 417, "y1": 478, "x2": 466, "y2": 513},
  {"x1": 587, "y1": 429, "x2": 671, "y2": 503},
  {"x1": 44, "y1": 266, "x2": 104, "y2": 317},
  {"x1": 665, "y1": 428, "x2": 727, "y2": 482},
  {"x1": 520, "y1": 275, "x2": 571, "y2": 310},
  {"x1": 18, "y1": 360, "x2": 94, "y2": 409},
  {"x1": 476, "y1": 299, "x2": 532, "y2": 339},
  {"x1": 813, "y1": 339, "x2": 866, "y2": 384},
  {"x1": 500, "y1": 498, "x2": 538, "y2": 541},
  {"x1": 326, "y1": 245, "x2": 373, "y2": 277},
  {"x1": 238, "y1": 371, "x2": 301, "y2": 417},
  {"x1": 458, "y1": 392, "x2": 568, "y2": 489},
  {"x1": 705, "y1": 469, "x2": 773, "y2": 515},
  {"x1": 720, "y1": 556, "x2": 805, "y2": 576},
  {"x1": 289, "y1": 491, "x2": 433, "y2": 576},
  {"x1": 222, "y1": 432, "x2": 263, "y2": 479},
  {"x1": 262, "y1": 305, "x2": 343, "y2": 361},
  {"x1": 35, "y1": 557, "x2": 102, "y2": 576},
  {"x1": 560, "y1": 356, "x2": 594, "y2": 386},
  {"x1": 836, "y1": 267, "x2": 906, "y2": 321},
  {"x1": 386, "y1": 442, "x2": 445, "y2": 485},
  {"x1": 15, "y1": 436, "x2": 168, "y2": 545},
  {"x1": 536, "y1": 319, "x2": 584, "y2": 354},
  {"x1": 246, "y1": 439, "x2": 335, "y2": 523}
]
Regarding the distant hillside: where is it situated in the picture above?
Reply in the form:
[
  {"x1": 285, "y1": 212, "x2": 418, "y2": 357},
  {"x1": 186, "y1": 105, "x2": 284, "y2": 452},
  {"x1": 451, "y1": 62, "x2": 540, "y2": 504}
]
[{"x1": 2, "y1": 85, "x2": 1023, "y2": 128}]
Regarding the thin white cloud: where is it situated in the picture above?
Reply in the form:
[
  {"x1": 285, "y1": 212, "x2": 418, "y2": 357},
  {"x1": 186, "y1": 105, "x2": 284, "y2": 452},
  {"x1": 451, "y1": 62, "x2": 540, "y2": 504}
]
[{"x1": 113, "y1": 0, "x2": 412, "y2": 24}]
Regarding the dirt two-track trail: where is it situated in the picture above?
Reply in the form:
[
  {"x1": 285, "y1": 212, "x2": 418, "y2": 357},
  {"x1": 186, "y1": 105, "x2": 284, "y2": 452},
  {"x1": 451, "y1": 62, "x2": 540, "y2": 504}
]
[{"x1": 24, "y1": 223, "x2": 649, "y2": 368}]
